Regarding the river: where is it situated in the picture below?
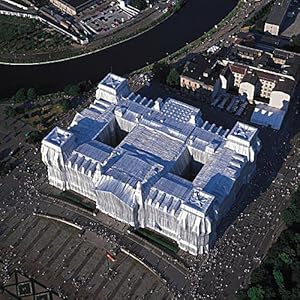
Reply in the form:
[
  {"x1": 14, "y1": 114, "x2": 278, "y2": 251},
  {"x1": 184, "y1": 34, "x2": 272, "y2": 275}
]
[{"x1": 0, "y1": 0, "x2": 237, "y2": 97}]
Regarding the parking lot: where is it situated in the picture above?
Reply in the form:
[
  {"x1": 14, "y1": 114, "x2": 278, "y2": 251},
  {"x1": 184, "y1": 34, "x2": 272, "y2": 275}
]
[{"x1": 80, "y1": 2, "x2": 132, "y2": 35}]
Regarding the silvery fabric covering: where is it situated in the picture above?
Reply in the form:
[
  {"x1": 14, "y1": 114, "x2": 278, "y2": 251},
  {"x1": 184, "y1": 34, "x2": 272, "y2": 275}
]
[{"x1": 41, "y1": 73, "x2": 261, "y2": 255}]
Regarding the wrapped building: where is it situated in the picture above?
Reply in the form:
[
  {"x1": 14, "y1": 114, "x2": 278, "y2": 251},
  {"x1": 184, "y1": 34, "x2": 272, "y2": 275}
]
[{"x1": 41, "y1": 73, "x2": 261, "y2": 255}]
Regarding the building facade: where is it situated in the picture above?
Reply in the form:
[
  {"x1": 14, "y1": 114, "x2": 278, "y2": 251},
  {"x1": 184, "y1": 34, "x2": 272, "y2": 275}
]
[
  {"x1": 180, "y1": 55, "x2": 220, "y2": 93},
  {"x1": 50, "y1": 0, "x2": 77, "y2": 15},
  {"x1": 50, "y1": 0, "x2": 94, "y2": 16},
  {"x1": 215, "y1": 45, "x2": 298, "y2": 107},
  {"x1": 41, "y1": 73, "x2": 261, "y2": 255}
]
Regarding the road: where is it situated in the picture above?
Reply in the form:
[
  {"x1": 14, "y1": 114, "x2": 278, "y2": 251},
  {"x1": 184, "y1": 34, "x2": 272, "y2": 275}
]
[{"x1": 167, "y1": 0, "x2": 272, "y2": 69}]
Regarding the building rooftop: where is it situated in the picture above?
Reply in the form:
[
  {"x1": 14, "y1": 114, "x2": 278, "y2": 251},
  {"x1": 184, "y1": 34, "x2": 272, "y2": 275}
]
[
  {"x1": 41, "y1": 73, "x2": 261, "y2": 255},
  {"x1": 181, "y1": 54, "x2": 211, "y2": 82},
  {"x1": 58, "y1": 0, "x2": 94, "y2": 9},
  {"x1": 100, "y1": 73, "x2": 127, "y2": 90},
  {"x1": 227, "y1": 45, "x2": 299, "y2": 80},
  {"x1": 242, "y1": 71, "x2": 258, "y2": 85},
  {"x1": 44, "y1": 127, "x2": 73, "y2": 147},
  {"x1": 251, "y1": 102, "x2": 287, "y2": 130},
  {"x1": 265, "y1": 0, "x2": 291, "y2": 26},
  {"x1": 181, "y1": 55, "x2": 221, "y2": 87},
  {"x1": 273, "y1": 77, "x2": 295, "y2": 94},
  {"x1": 43, "y1": 74, "x2": 260, "y2": 216},
  {"x1": 229, "y1": 122, "x2": 258, "y2": 142}
]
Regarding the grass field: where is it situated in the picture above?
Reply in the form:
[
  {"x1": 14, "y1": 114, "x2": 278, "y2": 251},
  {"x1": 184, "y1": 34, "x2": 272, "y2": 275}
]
[{"x1": 0, "y1": 15, "x2": 71, "y2": 55}]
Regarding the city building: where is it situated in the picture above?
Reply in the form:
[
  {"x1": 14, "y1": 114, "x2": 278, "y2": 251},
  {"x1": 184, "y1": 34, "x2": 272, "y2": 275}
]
[
  {"x1": 180, "y1": 44, "x2": 299, "y2": 129},
  {"x1": 264, "y1": 0, "x2": 291, "y2": 36},
  {"x1": 41, "y1": 73, "x2": 261, "y2": 256},
  {"x1": 180, "y1": 51, "x2": 226, "y2": 95},
  {"x1": 50, "y1": 0, "x2": 94, "y2": 16},
  {"x1": 118, "y1": 0, "x2": 140, "y2": 16},
  {"x1": 180, "y1": 55, "x2": 218, "y2": 93},
  {"x1": 215, "y1": 44, "x2": 299, "y2": 129}
]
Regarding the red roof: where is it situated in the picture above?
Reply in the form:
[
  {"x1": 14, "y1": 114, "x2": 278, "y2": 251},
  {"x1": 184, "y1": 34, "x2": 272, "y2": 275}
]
[
  {"x1": 229, "y1": 64, "x2": 247, "y2": 75},
  {"x1": 256, "y1": 71, "x2": 278, "y2": 82}
]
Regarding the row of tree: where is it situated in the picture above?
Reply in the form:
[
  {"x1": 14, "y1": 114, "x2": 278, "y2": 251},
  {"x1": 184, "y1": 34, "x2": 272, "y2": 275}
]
[
  {"x1": 237, "y1": 187, "x2": 300, "y2": 300},
  {"x1": 284, "y1": 35, "x2": 300, "y2": 54},
  {"x1": 130, "y1": 0, "x2": 148, "y2": 10},
  {"x1": 12, "y1": 88, "x2": 37, "y2": 103},
  {"x1": 152, "y1": 62, "x2": 180, "y2": 87},
  {"x1": 10, "y1": 80, "x2": 93, "y2": 103}
]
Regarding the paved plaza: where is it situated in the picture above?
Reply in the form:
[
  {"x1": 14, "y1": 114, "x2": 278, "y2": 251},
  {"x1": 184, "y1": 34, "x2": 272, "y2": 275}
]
[{"x1": 0, "y1": 209, "x2": 171, "y2": 299}]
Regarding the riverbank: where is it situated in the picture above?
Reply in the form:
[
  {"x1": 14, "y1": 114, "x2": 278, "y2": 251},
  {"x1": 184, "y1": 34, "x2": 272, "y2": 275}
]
[
  {"x1": 130, "y1": 0, "x2": 245, "y2": 76},
  {"x1": 0, "y1": 2, "x2": 181, "y2": 65},
  {"x1": 0, "y1": 0, "x2": 238, "y2": 96}
]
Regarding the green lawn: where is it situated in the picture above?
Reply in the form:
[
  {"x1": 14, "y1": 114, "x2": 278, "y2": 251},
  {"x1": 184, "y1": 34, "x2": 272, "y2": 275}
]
[{"x1": 0, "y1": 15, "x2": 71, "y2": 55}]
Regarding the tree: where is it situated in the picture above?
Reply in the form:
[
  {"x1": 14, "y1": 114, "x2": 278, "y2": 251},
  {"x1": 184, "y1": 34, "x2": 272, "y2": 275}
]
[
  {"x1": 5, "y1": 106, "x2": 16, "y2": 118},
  {"x1": 273, "y1": 269, "x2": 284, "y2": 288},
  {"x1": 166, "y1": 68, "x2": 180, "y2": 87},
  {"x1": 291, "y1": 35, "x2": 300, "y2": 47},
  {"x1": 175, "y1": 0, "x2": 183, "y2": 12},
  {"x1": 236, "y1": 290, "x2": 248, "y2": 300},
  {"x1": 68, "y1": 84, "x2": 80, "y2": 96},
  {"x1": 60, "y1": 99, "x2": 70, "y2": 112},
  {"x1": 279, "y1": 252, "x2": 292, "y2": 265},
  {"x1": 64, "y1": 84, "x2": 80, "y2": 96},
  {"x1": 282, "y1": 189, "x2": 300, "y2": 226},
  {"x1": 239, "y1": 187, "x2": 300, "y2": 300},
  {"x1": 250, "y1": 267, "x2": 268, "y2": 285},
  {"x1": 27, "y1": 88, "x2": 37, "y2": 101},
  {"x1": 247, "y1": 286, "x2": 265, "y2": 300},
  {"x1": 152, "y1": 62, "x2": 170, "y2": 83},
  {"x1": 40, "y1": 116, "x2": 47, "y2": 127},
  {"x1": 64, "y1": 84, "x2": 72, "y2": 95},
  {"x1": 14, "y1": 88, "x2": 26, "y2": 102},
  {"x1": 26, "y1": 131, "x2": 42, "y2": 144},
  {"x1": 78, "y1": 80, "x2": 92, "y2": 93},
  {"x1": 130, "y1": 0, "x2": 147, "y2": 10}
]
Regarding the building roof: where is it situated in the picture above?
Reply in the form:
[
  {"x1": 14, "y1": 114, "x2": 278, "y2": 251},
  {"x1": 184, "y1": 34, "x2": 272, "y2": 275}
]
[
  {"x1": 235, "y1": 44, "x2": 262, "y2": 59},
  {"x1": 265, "y1": 0, "x2": 291, "y2": 26},
  {"x1": 42, "y1": 73, "x2": 260, "y2": 218},
  {"x1": 273, "y1": 48, "x2": 294, "y2": 60},
  {"x1": 284, "y1": 56, "x2": 300, "y2": 78},
  {"x1": 220, "y1": 65, "x2": 232, "y2": 78},
  {"x1": 256, "y1": 70, "x2": 278, "y2": 82},
  {"x1": 181, "y1": 57, "x2": 209, "y2": 82},
  {"x1": 251, "y1": 102, "x2": 287, "y2": 130},
  {"x1": 59, "y1": 0, "x2": 94, "y2": 10},
  {"x1": 273, "y1": 78, "x2": 295, "y2": 94},
  {"x1": 253, "y1": 53, "x2": 271, "y2": 67},
  {"x1": 229, "y1": 64, "x2": 247, "y2": 75},
  {"x1": 226, "y1": 44, "x2": 298, "y2": 80},
  {"x1": 241, "y1": 71, "x2": 258, "y2": 85},
  {"x1": 100, "y1": 73, "x2": 127, "y2": 90}
]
